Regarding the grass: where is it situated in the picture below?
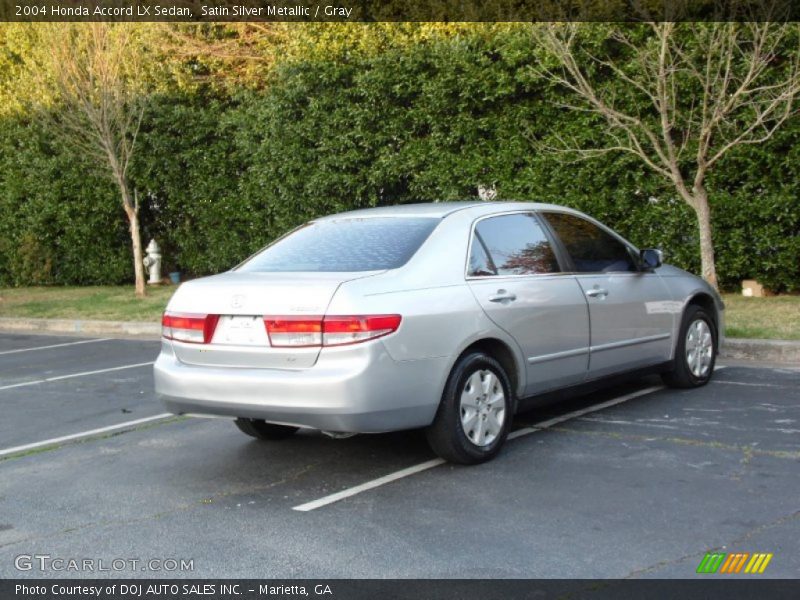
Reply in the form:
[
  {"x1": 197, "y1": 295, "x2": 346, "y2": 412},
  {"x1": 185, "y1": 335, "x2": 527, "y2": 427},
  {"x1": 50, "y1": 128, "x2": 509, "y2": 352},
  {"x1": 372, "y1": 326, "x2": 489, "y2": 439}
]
[
  {"x1": 722, "y1": 293, "x2": 800, "y2": 341},
  {"x1": 0, "y1": 285, "x2": 174, "y2": 322},
  {"x1": 0, "y1": 286, "x2": 798, "y2": 340}
]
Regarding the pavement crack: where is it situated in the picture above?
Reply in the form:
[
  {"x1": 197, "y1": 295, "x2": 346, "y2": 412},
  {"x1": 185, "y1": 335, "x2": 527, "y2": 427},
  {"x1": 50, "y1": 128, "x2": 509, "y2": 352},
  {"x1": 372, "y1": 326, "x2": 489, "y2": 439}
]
[
  {"x1": 547, "y1": 425, "x2": 800, "y2": 461},
  {"x1": 622, "y1": 548, "x2": 707, "y2": 578},
  {"x1": 725, "y1": 509, "x2": 800, "y2": 547},
  {"x1": 729, "y1": 444, "x2": 756, "y2": 481}
]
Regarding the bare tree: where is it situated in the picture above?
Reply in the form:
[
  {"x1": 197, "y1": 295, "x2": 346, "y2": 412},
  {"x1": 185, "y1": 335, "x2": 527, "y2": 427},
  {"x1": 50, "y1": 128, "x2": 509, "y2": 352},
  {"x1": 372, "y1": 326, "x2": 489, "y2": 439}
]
[
  {"x1": 532, "y1": 21, "x2": 800, "y2": 290},
  {"x1": 46, "y1": 24, "x2": 147, "y2": 296},
  {"x1": 157, "y1": 23, "x2": 288, "y2": 88}
]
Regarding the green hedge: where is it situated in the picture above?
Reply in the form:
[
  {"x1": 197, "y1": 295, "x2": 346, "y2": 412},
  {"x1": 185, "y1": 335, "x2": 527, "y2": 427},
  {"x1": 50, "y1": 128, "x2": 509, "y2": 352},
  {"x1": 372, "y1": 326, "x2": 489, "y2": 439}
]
[
  {"x1": 2, "y1": 29, "x2": 799, "y2": 291},
  {"x1": 0, "y1": 118, "x2": 131, "y2": 286}
]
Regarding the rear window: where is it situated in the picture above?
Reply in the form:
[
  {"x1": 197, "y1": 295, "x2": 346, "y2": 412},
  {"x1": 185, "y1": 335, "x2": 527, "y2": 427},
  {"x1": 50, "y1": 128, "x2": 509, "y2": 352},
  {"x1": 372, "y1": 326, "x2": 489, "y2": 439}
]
[{"x1": 238, "y1": 217, "x2": 439, "y2": 273}]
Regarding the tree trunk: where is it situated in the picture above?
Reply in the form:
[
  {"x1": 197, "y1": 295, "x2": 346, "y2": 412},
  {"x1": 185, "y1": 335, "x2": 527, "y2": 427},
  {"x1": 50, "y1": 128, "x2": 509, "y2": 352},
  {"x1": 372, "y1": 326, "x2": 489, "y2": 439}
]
[
  {"x1": 693, "y1": 187, "x2": 719, "y2": 291},
  {"x1": 121, "y1": 188, "x2": 146, "y2": 298},
  {"x1": 128, "y1": 208, "x2": 146, "y2": 298},
  {"x1": 115, "y1": 170, "x2": 147, "y2": 298}
]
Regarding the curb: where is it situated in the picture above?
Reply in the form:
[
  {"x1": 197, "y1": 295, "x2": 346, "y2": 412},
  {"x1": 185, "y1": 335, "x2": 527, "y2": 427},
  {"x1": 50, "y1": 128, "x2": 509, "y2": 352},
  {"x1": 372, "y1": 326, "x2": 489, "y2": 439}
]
[
  {"x1": 0, "y1": 317, "x2": 797, "y2": 363},
  {"x1": 0, "y1": 317, "x2": 160, "y2": 339},
  {"x1": 721, "y1": 338, "x2": 800, "y2": 365}
]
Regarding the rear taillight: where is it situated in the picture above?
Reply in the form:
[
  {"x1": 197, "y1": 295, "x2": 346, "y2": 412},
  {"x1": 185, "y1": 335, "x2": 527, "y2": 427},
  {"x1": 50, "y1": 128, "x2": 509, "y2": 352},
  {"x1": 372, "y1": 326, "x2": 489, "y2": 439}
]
[
  {"x1": 264, "y1": 315, "x2": 401, "y2": 348},
  {"x1": 162, "y1": 312, "x2": 220, "y2": 344},
  {"x1": 322, "y1": 315, "x2": 402, "y2": 346},
  {"x1": 262, "y1": 316, "x2": 324, "y2": 348}
]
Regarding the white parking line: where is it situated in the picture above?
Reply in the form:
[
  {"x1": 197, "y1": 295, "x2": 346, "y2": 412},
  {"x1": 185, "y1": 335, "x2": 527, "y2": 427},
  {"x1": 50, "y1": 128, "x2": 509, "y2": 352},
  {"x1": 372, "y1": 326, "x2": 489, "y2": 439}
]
[
  {"x1": 0, "y1": 361, "x2": 154, "y2": 391},
  {"x1": 292, "y1": 458, "x2": 446, "y2": 512},
  {"x1": 0, "y1": 413, "x2": 174, "y2": 458},
  {"x1": 293, "y1": 384, "x2": 666, "y2": 512},
  {"x1": 713, "y1": 380, "x2": 793, "y2": 389},
  {"x1": 0, "y1": 337, "x2": 113, "y2": 356},
  {"x1": 508, "y1": 385, "x2": 665, "y2": 439}
]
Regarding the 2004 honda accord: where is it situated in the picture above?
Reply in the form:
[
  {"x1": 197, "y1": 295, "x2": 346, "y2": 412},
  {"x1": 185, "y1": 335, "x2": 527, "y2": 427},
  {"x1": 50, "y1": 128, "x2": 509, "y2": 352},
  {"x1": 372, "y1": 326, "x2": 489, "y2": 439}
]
[{"x1": 154, "y1": 202, "x2": 723, "y2": 464}]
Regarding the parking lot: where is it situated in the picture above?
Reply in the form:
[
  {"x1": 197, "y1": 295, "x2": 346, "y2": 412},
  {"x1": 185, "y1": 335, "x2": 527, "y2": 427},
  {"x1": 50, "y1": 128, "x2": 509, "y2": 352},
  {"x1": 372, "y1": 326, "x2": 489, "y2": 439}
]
[{"x1": 0, "y1": 332, "x2": 797, "y2": 578}]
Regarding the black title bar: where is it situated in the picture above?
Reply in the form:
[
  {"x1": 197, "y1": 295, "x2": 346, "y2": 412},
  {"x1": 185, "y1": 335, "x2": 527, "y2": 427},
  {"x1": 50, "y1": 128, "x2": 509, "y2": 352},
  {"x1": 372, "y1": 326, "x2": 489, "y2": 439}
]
[
  {"x1": 3, "y1": 579, "x2": 800, "y2": 600},
  {"x1": 2, "y1": 0, "x2": 799, "y2": 22}
]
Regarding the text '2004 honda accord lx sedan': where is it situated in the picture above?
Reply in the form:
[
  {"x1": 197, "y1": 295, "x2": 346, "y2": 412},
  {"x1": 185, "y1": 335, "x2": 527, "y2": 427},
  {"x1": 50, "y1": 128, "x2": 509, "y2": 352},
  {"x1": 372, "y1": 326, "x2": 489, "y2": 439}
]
[{"x1": 154, "y1": 202, "x2": 723, "y2": 464}]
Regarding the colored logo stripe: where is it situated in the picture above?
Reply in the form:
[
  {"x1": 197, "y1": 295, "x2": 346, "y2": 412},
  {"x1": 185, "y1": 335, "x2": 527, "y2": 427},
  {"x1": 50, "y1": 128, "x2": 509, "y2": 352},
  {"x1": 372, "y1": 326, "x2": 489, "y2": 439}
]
[
  {"x1": 744, "y1": 553, "x2": 774, "y2": 574},
  {"x1": 720, "y1": 553, "x2": 749, "y2": 573},
  {"x1": 697, "y1": 553, "x2": 726, "y2": 573},
  {"x1": 697, "y1": 552, "x2": 773, "y2": 574}
]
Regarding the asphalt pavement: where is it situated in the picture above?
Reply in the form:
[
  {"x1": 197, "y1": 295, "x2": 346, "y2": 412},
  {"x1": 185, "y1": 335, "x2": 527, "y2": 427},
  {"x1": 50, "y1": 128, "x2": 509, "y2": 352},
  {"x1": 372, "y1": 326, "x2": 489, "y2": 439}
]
[{"x1": 0, "y1": 333, "x2": 797, "y2": 579}]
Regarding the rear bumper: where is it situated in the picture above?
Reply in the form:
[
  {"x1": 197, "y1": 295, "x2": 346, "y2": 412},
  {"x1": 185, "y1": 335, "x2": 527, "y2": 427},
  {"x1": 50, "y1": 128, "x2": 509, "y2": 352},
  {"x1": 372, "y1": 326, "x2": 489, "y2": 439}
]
[{"x1": 153, "y1": 340, "x2": 447, "y2": 433}]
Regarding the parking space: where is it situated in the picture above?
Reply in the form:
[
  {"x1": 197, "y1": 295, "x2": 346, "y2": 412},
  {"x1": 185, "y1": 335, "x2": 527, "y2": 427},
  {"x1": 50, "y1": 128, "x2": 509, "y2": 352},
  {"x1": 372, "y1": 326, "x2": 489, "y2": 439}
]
[
  {"x1": 0, "y1": 334, "x2": 157, "y2": 387},
  {"x1": 0, "y1": 333, "x2": 797, "y2": 578},
  {"x1": 0, "y1": 334, "x2": 163, "y2": 451}
]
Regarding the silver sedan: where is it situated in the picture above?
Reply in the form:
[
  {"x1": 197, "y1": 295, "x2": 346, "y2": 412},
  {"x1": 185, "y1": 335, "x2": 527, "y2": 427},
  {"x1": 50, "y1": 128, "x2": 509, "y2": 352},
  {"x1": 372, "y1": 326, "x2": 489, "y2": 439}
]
[{"x1": 154, "y1": 202, "x2": 723, "y2": 464}]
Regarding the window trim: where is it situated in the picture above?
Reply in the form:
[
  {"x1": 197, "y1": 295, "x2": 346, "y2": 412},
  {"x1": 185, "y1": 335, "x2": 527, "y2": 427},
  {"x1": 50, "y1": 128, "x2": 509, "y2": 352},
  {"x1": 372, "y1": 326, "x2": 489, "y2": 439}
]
[
  {"x1": 464, "y1": 210, "x2": 570, "y2": 280},
  {"x1": 470, "y1": 230, "x2": 499, "y2": 276}
]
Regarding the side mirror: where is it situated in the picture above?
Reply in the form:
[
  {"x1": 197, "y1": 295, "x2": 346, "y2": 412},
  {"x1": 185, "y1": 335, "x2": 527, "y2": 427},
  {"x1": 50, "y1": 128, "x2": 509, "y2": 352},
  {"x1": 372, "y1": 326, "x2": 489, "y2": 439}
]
[{"x1": 641, "y1": 248, "x2": 663, "y2": 269}]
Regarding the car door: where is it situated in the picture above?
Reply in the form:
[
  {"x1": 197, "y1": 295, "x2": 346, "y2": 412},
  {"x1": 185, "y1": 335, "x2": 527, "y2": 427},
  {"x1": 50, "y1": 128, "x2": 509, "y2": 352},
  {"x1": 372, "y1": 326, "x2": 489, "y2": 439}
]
[
  {"x1": 466, "y1": 212, "x2": 590, "y2": 395},
  {"x1": 541, "y1": 211, "x2": 674, "y2": 378}
]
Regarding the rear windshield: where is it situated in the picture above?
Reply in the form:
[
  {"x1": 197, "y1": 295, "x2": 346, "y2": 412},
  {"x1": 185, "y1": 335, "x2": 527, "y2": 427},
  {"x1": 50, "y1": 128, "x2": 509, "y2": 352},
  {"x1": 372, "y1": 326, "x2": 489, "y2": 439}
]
[{"x1": 238, "y1": 217, "x2": 440, "y2": 272}]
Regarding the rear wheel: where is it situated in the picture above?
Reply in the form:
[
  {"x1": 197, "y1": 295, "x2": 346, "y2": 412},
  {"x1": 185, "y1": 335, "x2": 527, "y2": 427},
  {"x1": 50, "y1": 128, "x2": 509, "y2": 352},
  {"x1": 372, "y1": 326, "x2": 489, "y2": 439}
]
[
  {"x1": 235, "y1": 418, "x2": 299, "y2": 440},
  {"x1": 426, "y1": 352, "x2": 514, "y2": 465},
  {"x1": 662, "y1": 305, "x2": 717, "y2": 389}
]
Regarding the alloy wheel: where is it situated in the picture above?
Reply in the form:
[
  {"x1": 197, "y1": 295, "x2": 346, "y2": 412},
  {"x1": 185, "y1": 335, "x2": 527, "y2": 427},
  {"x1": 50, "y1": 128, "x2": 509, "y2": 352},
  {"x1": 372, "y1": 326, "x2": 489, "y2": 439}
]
[
  {"x1": 459, "y1": 369, "x2": 506, "y2": 447},
  {"x1": 685, "y1": 318, "x2": 713, "y2": 378}
]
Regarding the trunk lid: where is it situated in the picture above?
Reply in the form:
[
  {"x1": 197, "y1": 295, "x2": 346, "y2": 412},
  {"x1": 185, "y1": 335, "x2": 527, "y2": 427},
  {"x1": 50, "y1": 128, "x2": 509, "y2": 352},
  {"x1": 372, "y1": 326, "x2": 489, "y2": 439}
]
[{"x1": 165, "y1": 271, "x2": 378, "y2": 369}]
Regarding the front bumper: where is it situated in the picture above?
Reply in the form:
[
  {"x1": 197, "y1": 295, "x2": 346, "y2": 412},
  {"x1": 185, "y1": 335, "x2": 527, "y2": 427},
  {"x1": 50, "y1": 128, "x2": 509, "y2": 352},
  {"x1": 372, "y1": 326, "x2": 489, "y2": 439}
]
[{"x1": 153, "y1": 340, "x2": 447, "y2": 433}]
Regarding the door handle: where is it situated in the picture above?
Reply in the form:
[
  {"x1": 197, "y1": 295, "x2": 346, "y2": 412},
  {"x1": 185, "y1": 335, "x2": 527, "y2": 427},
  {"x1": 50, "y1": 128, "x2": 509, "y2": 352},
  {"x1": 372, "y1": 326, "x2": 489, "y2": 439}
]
[
  {"x1": 585, "y1": 287, "x2": 609, "y2": 298},
  {"x1": 489, "y1": 290, "x2": 517, "y2": 303}
]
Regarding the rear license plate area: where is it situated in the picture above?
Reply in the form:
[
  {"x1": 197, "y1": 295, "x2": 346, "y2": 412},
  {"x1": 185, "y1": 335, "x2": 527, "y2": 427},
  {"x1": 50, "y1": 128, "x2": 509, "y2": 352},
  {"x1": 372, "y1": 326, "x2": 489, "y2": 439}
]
[{"x1": 212, "y1": 315, "x2": 269, "y2": 346}]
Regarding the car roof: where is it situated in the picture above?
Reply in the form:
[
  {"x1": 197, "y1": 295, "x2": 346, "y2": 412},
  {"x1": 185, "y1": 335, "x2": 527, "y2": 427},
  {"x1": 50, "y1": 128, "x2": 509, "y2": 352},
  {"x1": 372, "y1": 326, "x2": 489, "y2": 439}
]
[{"x1": 316, "y1": 201, "x2": 582, "y2": 220}]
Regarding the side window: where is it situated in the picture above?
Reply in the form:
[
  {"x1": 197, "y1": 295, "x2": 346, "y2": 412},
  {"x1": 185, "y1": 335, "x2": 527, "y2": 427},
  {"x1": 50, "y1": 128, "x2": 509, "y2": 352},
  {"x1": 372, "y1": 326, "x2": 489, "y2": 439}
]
[
  {"x1": 543, "y1": 212, "x2": 637, "y2": 273},
  {"x1": 470, "y1": 214, "x2": 560, "y2": 276}
]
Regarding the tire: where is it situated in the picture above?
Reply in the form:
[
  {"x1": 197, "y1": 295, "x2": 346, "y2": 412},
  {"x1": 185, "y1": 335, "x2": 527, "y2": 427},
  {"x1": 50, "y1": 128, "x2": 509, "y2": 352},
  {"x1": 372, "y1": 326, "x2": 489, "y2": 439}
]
[
  {"x1": 234, "y1": 418, "x2": 299, "y2": 440},
  {"x1": 662, "y1": 305, "x2": 717, "y2": 389},
  {"x1": 426, "y1": 352, "x2": 514, "y2": 465}
]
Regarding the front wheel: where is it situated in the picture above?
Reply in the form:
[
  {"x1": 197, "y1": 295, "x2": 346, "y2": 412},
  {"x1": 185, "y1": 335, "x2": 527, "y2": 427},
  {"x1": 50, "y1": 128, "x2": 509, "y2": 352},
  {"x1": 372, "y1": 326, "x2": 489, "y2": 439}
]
[
  {"x1": 662, "y1": 305, "x2": 717, "y2": 389},
  {"x1": 426, "y1": 352, "x2": 514, "y2": 465},
  {"x1": 235, "y1": 418, "x2": 299, "y2": 440}
]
